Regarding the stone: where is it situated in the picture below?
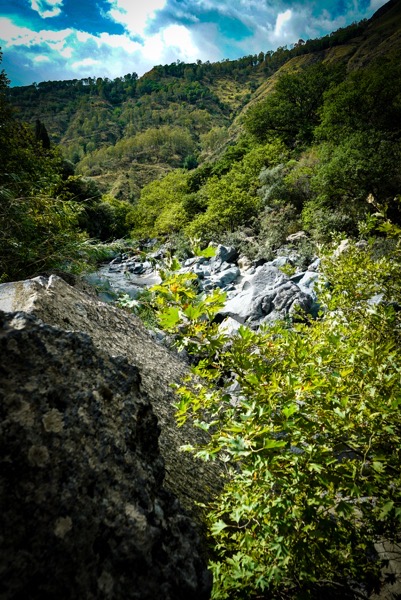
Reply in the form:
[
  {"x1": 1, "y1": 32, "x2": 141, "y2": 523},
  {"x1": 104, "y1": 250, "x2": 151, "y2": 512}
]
[
  {"x1": 237, "y1": 256, "x2": 252, "y2": 271},
  {"x1": 214, "y1": 244, "x2": 237, "y2": 264},
  {"x1": 0, "y1": 311, "x2": 211, "y2": 600},
  {"x1": 210, "y1": 266, "x2": 240, "y2": 289},
  {"x1": 270, "y1": 256, "x2": 293, "y2": 268},
  {"x1": 219, "y1": 265, "x2": 314, "y2": 328},
  {"x1": 333, "y1": 238, "x2": 351, "y2": 257},
  {"x1": 0, "y1": 276, "x2": 223, "y2": 522},
  {"x1": 218, "y1": 316, "x2": 242, "y2": 336},
  {"x1": 297, "y1": 271, "x2": 320, "y2": 298},
  {"x1": 307, "y1": 257, "x2": 321, "y2": 272},
  {"x1": 286, "y1": 230, "x2": 307, "y2": 242}
]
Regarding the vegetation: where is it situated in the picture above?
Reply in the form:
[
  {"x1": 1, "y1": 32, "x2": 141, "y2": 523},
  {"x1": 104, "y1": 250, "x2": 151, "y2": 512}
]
[
  {"x1": 0, "y1": 51, "x2": 133, "y2": 281},
  {"x1": 126, "y1": 214, "x2": 401, "y2": 599},
  {"x1": 2, "y1": 1, "x2": 401, "y2": 596}
]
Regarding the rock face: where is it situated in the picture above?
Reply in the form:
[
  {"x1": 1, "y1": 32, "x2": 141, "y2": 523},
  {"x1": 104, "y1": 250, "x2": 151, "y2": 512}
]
[
  {"x1": 0, "y1": 275, "x2": 223, "y2": 521},
  {"x1": 0, "y1": 311, "x2": 211, "y2": 600}
]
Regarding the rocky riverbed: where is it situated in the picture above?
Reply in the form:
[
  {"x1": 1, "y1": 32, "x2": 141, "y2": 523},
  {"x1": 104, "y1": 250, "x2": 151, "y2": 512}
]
[{"x1": 86, "y1": 239, "x2": 321, "y2": 330}]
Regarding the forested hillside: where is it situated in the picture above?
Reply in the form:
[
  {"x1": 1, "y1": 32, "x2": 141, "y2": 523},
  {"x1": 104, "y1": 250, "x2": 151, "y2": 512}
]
[
  {"x1": 2, "y1": 0, "x2": 401, "y2": 277},
  {"x1": 8, "y1": 7, "x2": 385, "y2": 201}
]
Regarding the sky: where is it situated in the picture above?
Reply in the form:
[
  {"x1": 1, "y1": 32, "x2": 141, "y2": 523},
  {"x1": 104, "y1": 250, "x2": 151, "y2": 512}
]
[{"x1": 0, "y1": 0, "x2": 389, "y2": 87}]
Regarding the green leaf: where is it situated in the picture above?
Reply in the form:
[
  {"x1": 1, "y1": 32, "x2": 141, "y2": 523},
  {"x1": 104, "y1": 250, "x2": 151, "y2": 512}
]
[
  {"x1": 372, "y1": 461, "x2": 385, "y2": 473},
  {"x1": 211, "y1": 520, "x2": 229, "y2": 535},
  {"x1": 379, "y1": 501, "x2": 394, "y2": 520},
  {"x1": 264, "y1": 439, "x2": 287, "y2": 450},
  {"x1": 158, "y1": 306, "x2": 180, "y2": 329},
  {"x1": 282, "y1": 403, "x2": 298, "y2": 418}
]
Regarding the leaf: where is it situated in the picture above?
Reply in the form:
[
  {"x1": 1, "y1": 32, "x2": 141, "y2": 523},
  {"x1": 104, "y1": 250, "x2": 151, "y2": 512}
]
[
  {"x1": 379, "y1": 500, "x2": 394, "y2": 520},
  {"x1": 211, "y1": 520, "x2": 228, "y2": 535},
  {"x1": 158, "y1": 306, "x2": 180, "y2": 329},
  {"x1": 372, "y1": 461, "x2": 385, "y2": 473},
  {"x1": 282, "y1": 403, "x2": 298, "y2": 418},
  {"x1": 309, "y1": 463, "x2": 323, "y2": 473},
  {"x1": 198, "y1": 246, "x2": 217, "y2": 258},
  {"x1": 264, "y1": 439, "x2": 287, "y2": 450}
]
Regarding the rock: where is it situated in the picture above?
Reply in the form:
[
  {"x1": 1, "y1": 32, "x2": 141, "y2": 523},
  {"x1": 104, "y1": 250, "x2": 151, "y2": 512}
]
[
  {"x1": 286, "y1": 230, "x2": 307, "y2": 242},
  {"x1": 307, "y1": 257, "x2": 321, "y2": 272},
  {"x1": 0, "y1": 311, "x2": 211, "y2": 600},
  {"x1": 210, "y1": 266, "x2": 240, "y2": 289},
  {"x1": 290, "y1": 271, "x2": 306, "y2": 284},
  {"x1": 127, "y1": 262, "x2": 145, "y2": 274},
  {"x1": 219, "y1": 265, "x2": 314, "y2": 328},
  {"x1": 297, "y1": 271, "x2": 320, "y2": 298},
  {"x1": 333, "y1": 238, "x2": 351, "y2": 257},
  {"x1": 218, "y1": 316, "x2": 242, "y2": 336},
  {"x1": 0, "y1": 276, "x2": 223, "y2": 521},
  {"x1": 237, "y1": 256, "x2": 252, "y2": 271},
  {"x1": 214, "y1": 244, "x2": 238, "y2": 264},
  {"x1": 270, "y1": 256, "x2": 293, "y2": 268}
]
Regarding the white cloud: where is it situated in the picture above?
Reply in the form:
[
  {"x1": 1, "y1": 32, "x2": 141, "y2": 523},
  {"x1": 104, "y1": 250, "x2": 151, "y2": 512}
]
[
  {"x1": 273, "y1": 9, "x2": 293, "y2": 39},
  {"x1": 1, "y1": 0, "x2": 387, "y2": 87},
  {"x1": 106, "y1": 0, "x2": 168, "y2": 36},
  {"x1": 0, "y1": 14, "x2": 210, "y2": 85},
  {"x1": 0, "y1": 17, "x2": 73, "y2": 48},
  {"x1": 71, "y1": 57, "x2": 99, "y2": 70},
  {"x1": 33, "y1": 54, "x2": 51, "y2": 62},
  {"x1": 30, "y1": 0, "x2": 64, "y2": 19}
]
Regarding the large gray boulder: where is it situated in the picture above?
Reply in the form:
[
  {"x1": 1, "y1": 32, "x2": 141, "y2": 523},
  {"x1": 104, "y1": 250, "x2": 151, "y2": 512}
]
[
  {"x1": 219, "y1": 264, "x2": 313, "y2": 327},
  {"x1": 0, "y1": 276, "x2": 223, "y2": 520},
  {"x1": 0, "y1": 311, "x2": 211, "y2": 600}
]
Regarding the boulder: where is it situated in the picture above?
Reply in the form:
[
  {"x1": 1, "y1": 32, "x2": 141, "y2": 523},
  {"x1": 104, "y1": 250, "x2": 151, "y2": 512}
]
[
  {"x1": 0, "y1": 311, "x2": 211, "y2": 600},
  {"x1": 214, "y1": 244, "x2": 238, "y2": 265},
  {"x1": 210, "y1": 266, "x2": 240, "y2": 289},
  {"x1": 219, "y1": 264, "x2": 314, "y2": 328},
  {"x1": 286, "y1": 230, "x2": 307, "y2": 243},
  {"x1": 0, "y1": 276, "x2": 223, "y2": 521}
]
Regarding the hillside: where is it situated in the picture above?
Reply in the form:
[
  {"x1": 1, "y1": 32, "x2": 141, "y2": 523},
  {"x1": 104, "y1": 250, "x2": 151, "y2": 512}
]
[{"x1": 8, "y1": 0, "x2": 401, "y2": 201}]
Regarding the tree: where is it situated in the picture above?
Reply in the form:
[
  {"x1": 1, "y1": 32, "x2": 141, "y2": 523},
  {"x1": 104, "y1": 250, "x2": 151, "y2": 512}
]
[{"x1": 244, "y1": 63, "x2": 344, "y2": 147}]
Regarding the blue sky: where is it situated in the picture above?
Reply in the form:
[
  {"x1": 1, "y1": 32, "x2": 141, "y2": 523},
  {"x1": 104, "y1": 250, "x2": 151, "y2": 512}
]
[{"x1": 0, "y1": 0, "x2": 389, "y2": 87}]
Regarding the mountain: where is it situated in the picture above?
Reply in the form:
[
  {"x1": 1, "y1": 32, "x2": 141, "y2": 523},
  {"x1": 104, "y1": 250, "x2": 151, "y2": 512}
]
[{"x1": 7, "y1": 0, "x2": 401, "y2": 202}]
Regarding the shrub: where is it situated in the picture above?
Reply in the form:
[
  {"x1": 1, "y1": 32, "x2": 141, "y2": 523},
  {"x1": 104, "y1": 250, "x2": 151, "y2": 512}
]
[{"x1": 172, "y1": 219, "x2": 401, "y2": 599}]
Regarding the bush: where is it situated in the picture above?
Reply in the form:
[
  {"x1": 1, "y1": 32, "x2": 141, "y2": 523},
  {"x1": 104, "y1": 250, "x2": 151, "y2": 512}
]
[{"x1": 165, "y1": 218, "x2": 401, "y2": 599}]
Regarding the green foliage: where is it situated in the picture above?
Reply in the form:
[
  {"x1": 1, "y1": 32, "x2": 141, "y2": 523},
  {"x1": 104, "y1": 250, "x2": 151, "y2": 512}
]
[
  {"x1": 316, "y1": 59, "x2": 401, "y2": 144},
  {"x1": 167, "y1": 223, "x2": 401, "y2": 598},
  {"x1": 244, "y1": 63, "x2": 344, "y2": 147},
  {"x1": 119, "y1": 265, "x2": 226, "y2": 356},
  {"x1": 88, "y1": 194, "x2": 133, "y2": 241},
  {"x1": 186, "y1": 141, "x2": 287, "y2": 240},
  {"x1": 0, "y1": 54, "x2": 91, "y2": 281},
  {"x1": 0, "y1": 189, "x2": 86, "y2": 281},
  {"x1": 127, "y1": 170, "x2": 191, "y2": 237}
]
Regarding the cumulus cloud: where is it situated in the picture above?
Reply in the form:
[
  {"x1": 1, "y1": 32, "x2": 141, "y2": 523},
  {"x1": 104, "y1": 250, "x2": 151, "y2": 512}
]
[
  {"x1": 273, "y1": 9, "x2": 293, "y2": 39},
  {"x1": 33, "y1": 54, "x2": 51, "y2": 63},
  {"x1": 106, "y1": 0, "x2": 168, "y2": 37},
  {"x1": 30, "y1": 0, "x2": 64, "y2": 19},
  {"x1": 0, "y1": 14, "x2": 211, "y2": 85}
]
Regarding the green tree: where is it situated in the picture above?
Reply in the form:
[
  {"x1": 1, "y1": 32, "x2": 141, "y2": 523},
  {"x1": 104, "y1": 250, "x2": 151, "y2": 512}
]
[
  {"x1": 127, "y1": 170, "x2": 191, "y2": 237},
  {"x1": 0, "y1": 53, "x2": 87, "y2": 280},
  {"x1": 244, "y1": 63, "x2": 344, "y2": 147}
]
